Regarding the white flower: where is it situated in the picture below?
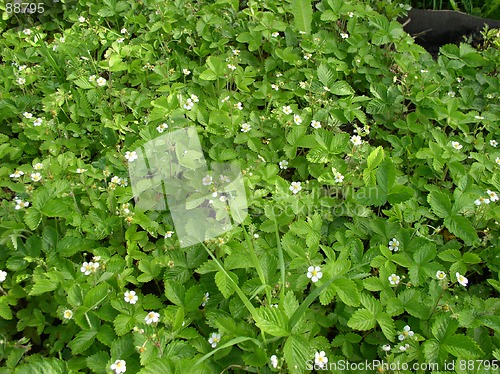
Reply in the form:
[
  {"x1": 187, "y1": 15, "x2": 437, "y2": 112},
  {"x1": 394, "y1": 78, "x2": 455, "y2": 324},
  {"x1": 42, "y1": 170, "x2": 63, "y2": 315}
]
[
  {"x1": 157, "y1": 123, "x2": 169, "y2": 133},
  {"x1": 33, "y1": 118, "x2": 43, "y2": 126},
  {"x1": 117, "y1": 38, "x2": 125, "y2": 43},
  {"x1": 89, "y1": 75, "x2": 96, "y2": 82},
  {"x1": 124, "y1": 290, "x2": 138, "y2": 304},
  {"x1": 0, "y1": 270, "x2": 7, "y2": 283},
  {"x1": 14, "y1": 199, "x2": 29, "y2": 210},
  {"x1": 282, "y1": 105, "x2": 293, "y2": 115},
  {"x1": 350, "y1": 135, "x2": 363, "y2": 146},
  {"x1": 202, "y1": 175, "x2": 213, "y2": 186},
  {"x1": 279, "y1": 160, "x2": 288, "y2": 169},
  {"x1": 271, "y1": 84, "x2": 279, "y2": 91},
  {"x1": 164, "y1": 231, "x2": 174, "y2": 238},
  {"x1": 436, "y1": 271, "x2": 447, "y2": 280},
  {"x1": 293, "y1": 114, "x2": 302, "y2": 125},
  {"x1": 303, "y1": 53, "x2": 312, "y2": 60},
  {"x1": 183, "y1": 98, "x2": 194, "y2": 110},
  {"x1": 219, "y1": 195, "x2": 228, "y2": 202},
  {"x1": 60, "y1": 37, "x2": 65, "y2": 43},
  {"x1": 23, "y1": 28, "x2": 31, "y2": 35},
  {"x1": 121, "y1": 28, "x2": 128, "y2": 34},
  {"x1": 190, "y1": 94, "x2": 199, "y2": 103},
  {"x1": 451, "y1": 141, "x2": 463, "y2": 150},
  {"x1": 76, "y1": 168, "x2": 87, "y2": 174},
  {"x1": 241, "y1": 123, "x2": 251, "y2": 133},
  {"x1": 80, "y1": 262, "x2": 93, "y2": 275},
  {"x1": 398, "y1": 325, "x2": 414, "y2": 341},
  {"x1": 33, "y1": 163, "x2": 43, "y2": 170},
  {"x1": 314, "y1": 351, "x2": 328, "y2": 369},
  {"x1": 340, "y1": 32, "x2": 349, "y2": 39},
  {"x1": 145, "y1": 311, "x2": 160, "y2": 324},
  {"x1": 324, "y1": 86, "x2": 330, "y2": 92},
  {"x1": 110, "y1": 359, "x2": 127, "y2": 374},
  {"x1": 235, "y1": 102, "x2": 243, "y2": 110},
  {"x1": 202, "y1": 292, "x2": 209, "y2": 306},
  {"x1": 420, "y1": 69, "x2": 428, "y2": 73},
  {"x1": 182, "y1": 68, "x2": 191, "y2": 76},
  {"x1": 299, "y1": 31, "x2": 306, "y2": 35},
  {"x1": 496, "y1": 157, "x2": 500, "y2": 166},
  {"x1": 270, "y1": 355, "x2": 278, "y2": 368},
  {"x1": 91, "y1": 262, "x2": 100, "y2": 272},
  {"x1": 271, "y1": 32, "x2": 279, "y2": 37},
  {"x1": 110, "y1": 176, "x2": 121, "y2": 184},
  {"x1": 208, "y1": 332, "x2": 221, "y2": 348},
  {"x1": 227, "y1": 63, "x2": 236, "y2": 71},
  {"x1": 93, "y1": 255, "x2": 101, "y2": 262},
  {"x1": 18, "y1": 65, "x2": 26, "y2": 71},
  {"x1": 348, "y1": 11, "x2": 354, "y2": 17},
  {"x1": 253, "y1": 233, "x2": 259, "y2": 238},
  {"x1": 17, "y1": 77, "x2": 26, "y2": 85},
  {"x1": 388, "y1": 274, "x2": 400, "y2": 285},
  {"x1": 30, "y1": 172, "x2": 42, "y2": 182},
  {"x1": 310, "y1": 120, "x2": 321, "y2": 129},
  {"x1": 221, "y1": 95, "x2": 230, "y2": 103},
  {"x1": 382, "y1": 344, "x2": 391, "y2": 352},
  {"x1": 490, "y1": 140, "x2": 498, "y2": 147},
  {"x1": 388, "y1": 238, "x2": 399, "y2": 252},
  {"x1": 487, "y1": 190, "x2": 499, "y2": 202},
  {"x1": 10, "y1": 170, "x2": 24, "y2": 178},
  {"x1": 96, "y1": 77, "x2": 107, "y2": 87},
  {"x1": 456, "y1": 272, "x2": 468, "y2": 287},
  {"x1": 124, "y1": 151, "x2": 138, "y2": 162},
  {"x1": 299, "y1": 81, "x2": 307, "y2": 89},
  {"x1": 307, "y1": 266, "x2": 323, "y2": 283},
  {"x1": 447, "y1": 91, "x2": 456, "y2": 97},
  {"x1": 63, "y1": 309, "x2": 73, "y2": 319},
  {"x1": 474, "y1": 196, "x2": 490, "y2": 205},
  {"x1": 232, "y1": 49, "x2": 240, "y2": 55},
  {"x1": 289, "y1": 181, "x2": 302, "y2": 194},
  {"x1": 399, "y1": 344, "x2": 410, "y2": 352},
  {"x1": 334, "y1": 172, "x2": 344, "y2": 183},
  {"x1": 78, "y1": 16, "x2": 86, "y2": 22},
  {"x1": 220, "y1": 174, "x2": 231, "y2": 183},
  {"x1": 475, "y1": 115, "x2": 484, "y2": 120},
  {"x1": 275, "y1": 72, "x2": 282, "y2": 77},
  {"x1": 23, "y1": 112, "x2": 33, "y2": 119}
]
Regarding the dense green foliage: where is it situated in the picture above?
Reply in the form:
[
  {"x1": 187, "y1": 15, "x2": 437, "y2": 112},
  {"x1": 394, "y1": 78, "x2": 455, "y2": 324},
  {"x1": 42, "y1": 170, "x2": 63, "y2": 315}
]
[{"x1": 0, "y1": 0, "x2": 499, "y2": 373}]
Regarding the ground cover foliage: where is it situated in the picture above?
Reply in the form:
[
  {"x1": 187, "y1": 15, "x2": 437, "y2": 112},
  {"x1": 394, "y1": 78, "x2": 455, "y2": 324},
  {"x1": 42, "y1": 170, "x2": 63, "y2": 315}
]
[{"x1": 0, "y1": 0, "x2": 499, "y2": 373}]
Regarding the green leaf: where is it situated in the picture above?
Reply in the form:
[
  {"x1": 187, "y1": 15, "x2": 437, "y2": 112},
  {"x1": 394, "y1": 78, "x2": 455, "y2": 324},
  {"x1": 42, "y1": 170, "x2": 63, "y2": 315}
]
[
  {"x1": 444, "y1": 215, "x2": 478, "y2": 245},
  {"x1": 73, "y1": 76, "x2": 95, "y2": 89},
  {"x1": 68, "y1": 330, "x2": 97, "y2": 355},
  {"x1": 330, "y1": 80, "x2": 354, "y2": 95},
  {"x1": 164, "y1": 280, "x2": 185, "y2": 306},
  {"x1": 215, "y1": 270, "x2": 238, "y2": 298},
  {"x1": 332, "y1": 278, "x2": 360, "y2": 307},
  {"x1": 367, "y1": 146, "x2": 384, "y2": 169},
  {"x1": 283, "y1": 335, "x2": 311, "y2": 374},
  {"x1": 254, "y1": 307, "x2": 290, "y2": 337},
  {"x1": 41, "y1": 200, "x2": 70, "y2": 218},
  {"x1": 376, "y1": 313, "x2": 396, "y2": 341},
  {"x1": 438, "y1": 249, "x2": 461, "y2": 262},
  {"x1": 29, "y1": 278, "x2": 58, "y2": 296},
  {"x1": 24, "y1": 208, "x2": 42, "y2": 230},
  {"x1": 290, "y1": 0, "x2": 312, "y2": 34},
  {"x1": 442, "y1": 334, "x2": 484, "y2": 358},
  {"x1": 86, "y1": 351, "x2": 110, "y2": 374},
  {"x1": 347, "y1": 308, "x2": 376, "y2": 331},
  {"x1": 317, "y1": 64, "x2": 335, "y2": 87},
  {"x1": 83, "y1": 283, "x2": 110, "y2": 309},
  {"x1": 428, "y1": 191, "x2": 452, "y2": 219},
  {"x1": 113, "y1": 314, "x2": 136, "y2": 336},
  {"x1": 0, "y1": 296, "x2": 13, "y2": 320}
]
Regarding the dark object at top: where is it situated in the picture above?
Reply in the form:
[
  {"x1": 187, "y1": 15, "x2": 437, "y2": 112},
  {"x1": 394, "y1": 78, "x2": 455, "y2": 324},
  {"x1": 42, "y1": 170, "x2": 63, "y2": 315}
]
[{"x1": 400, "y1": 8, "x2": 500, "y2": 54}]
